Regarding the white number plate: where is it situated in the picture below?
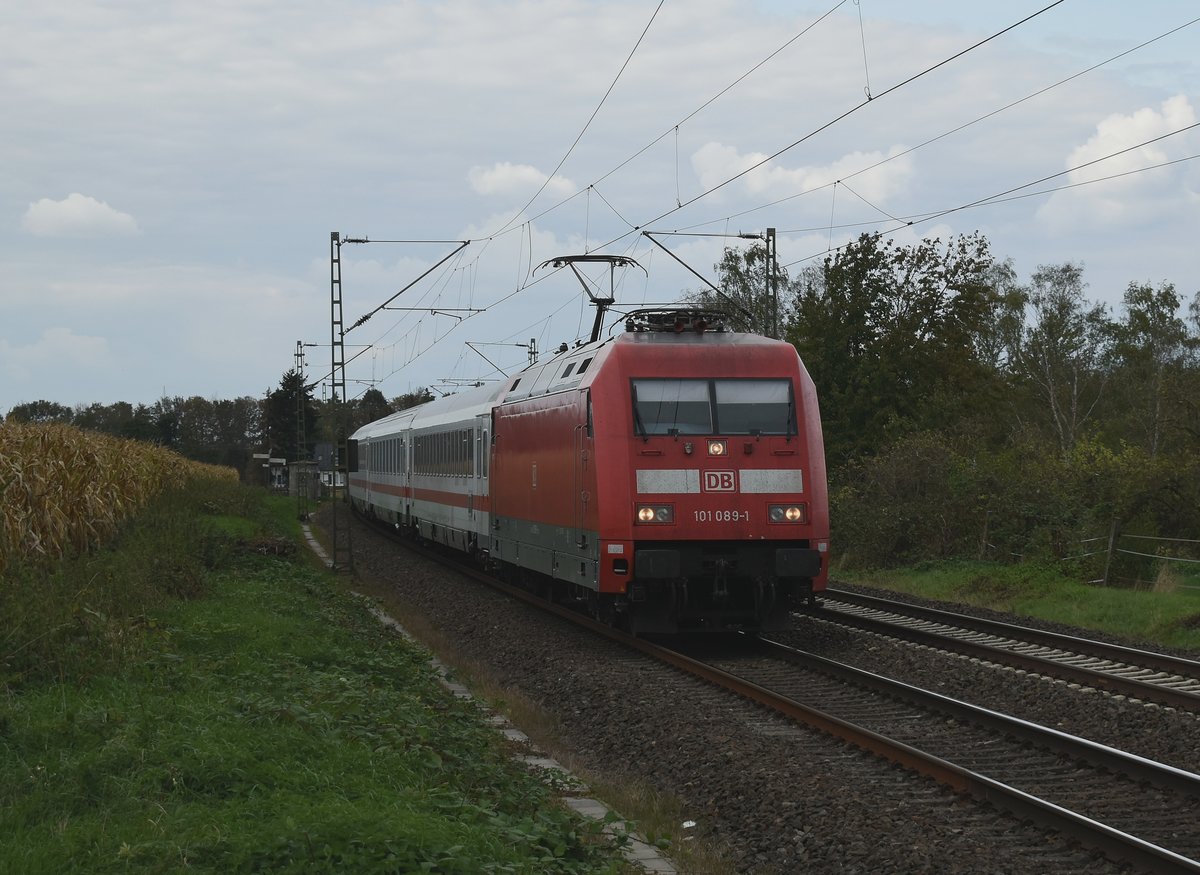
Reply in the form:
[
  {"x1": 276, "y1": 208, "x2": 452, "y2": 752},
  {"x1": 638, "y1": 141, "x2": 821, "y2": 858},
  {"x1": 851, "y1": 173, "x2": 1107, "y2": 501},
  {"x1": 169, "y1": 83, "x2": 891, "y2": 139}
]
[{"x1": 693, "y1": 510, "x2": 749, "y2": 523}]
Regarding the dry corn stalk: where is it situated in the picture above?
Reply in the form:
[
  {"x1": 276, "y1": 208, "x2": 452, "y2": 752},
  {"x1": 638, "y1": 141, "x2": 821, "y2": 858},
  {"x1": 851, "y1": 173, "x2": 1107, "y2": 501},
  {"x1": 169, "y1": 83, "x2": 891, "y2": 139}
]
[{"x1": 0, "y1": 422, "x2": 236, "y2": 576}]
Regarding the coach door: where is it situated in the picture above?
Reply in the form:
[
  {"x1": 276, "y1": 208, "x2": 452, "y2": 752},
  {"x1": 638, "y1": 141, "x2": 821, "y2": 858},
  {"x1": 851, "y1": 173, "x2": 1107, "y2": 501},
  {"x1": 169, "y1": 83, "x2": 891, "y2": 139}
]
[
  {"x1": 573, "y1": 391, "x2": 592, "y2": 548},
  {"x1": 471, "y1": 414, "x2": 487, "y2": 522}
]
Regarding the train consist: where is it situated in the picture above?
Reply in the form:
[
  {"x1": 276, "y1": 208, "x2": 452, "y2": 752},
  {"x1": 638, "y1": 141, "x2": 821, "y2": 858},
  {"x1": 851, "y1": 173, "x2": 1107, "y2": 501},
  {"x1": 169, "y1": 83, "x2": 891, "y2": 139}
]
[{"x1": 348, "y1": 305, "x2": 829, "y2": 633}]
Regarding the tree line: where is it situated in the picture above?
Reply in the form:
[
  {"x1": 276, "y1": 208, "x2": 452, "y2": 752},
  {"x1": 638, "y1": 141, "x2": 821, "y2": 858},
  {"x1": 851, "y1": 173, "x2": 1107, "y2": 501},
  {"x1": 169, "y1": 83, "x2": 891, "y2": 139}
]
[
  {"x1": 706, "y1": 232, "x2": 1200, "y2": 576},
  {"x1": 3, "y1": 386, "x2": 434, "y2": 482}
]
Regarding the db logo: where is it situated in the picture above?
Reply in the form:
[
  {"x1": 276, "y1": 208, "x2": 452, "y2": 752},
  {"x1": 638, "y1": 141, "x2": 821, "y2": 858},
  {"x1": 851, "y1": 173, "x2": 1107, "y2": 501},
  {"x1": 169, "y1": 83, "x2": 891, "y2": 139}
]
[{"x1": 702, "y1": 471, "x2": 737, "y2": 492}]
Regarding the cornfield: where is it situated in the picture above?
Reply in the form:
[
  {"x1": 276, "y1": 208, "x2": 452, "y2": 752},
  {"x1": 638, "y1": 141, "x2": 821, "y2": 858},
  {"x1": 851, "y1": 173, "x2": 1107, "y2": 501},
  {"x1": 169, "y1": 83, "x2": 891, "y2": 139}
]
[{"x1": 0, "y1": 422, "x2": 237, "y2": 577}]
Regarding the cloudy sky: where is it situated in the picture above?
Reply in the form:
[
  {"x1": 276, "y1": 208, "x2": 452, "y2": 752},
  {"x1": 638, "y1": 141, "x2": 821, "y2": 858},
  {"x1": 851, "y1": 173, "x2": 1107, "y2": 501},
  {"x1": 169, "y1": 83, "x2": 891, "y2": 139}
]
[{"x1": 3, "y1": 1, "x2": 1197, "y2": 414}]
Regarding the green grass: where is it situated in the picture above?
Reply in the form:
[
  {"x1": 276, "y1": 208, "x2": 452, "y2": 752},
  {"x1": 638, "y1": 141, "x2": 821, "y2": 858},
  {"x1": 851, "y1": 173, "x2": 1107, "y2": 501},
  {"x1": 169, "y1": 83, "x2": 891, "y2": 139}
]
[
  {"x1": 835, "y1": 560, "x2": 1200, "y2": 651},
  {"x1": 2, "y1": 485, "x2": 629, "y2": 874}
]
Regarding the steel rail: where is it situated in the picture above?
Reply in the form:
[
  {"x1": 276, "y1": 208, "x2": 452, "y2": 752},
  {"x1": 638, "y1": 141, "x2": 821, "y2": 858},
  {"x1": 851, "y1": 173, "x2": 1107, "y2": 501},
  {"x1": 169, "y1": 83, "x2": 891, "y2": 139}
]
[
  {"x1": 816, "y1": 592, "x2": 1200, "y2": 712},
  {"x1": 826, "y1": 587, "x2": 1200, "y2": 676},
  {"x1": 755, "y1": 637, "x2": 1200, "y2": 797},
  {"x1": 359, "y1": 520, "x2": 1200, "y2": 873}
]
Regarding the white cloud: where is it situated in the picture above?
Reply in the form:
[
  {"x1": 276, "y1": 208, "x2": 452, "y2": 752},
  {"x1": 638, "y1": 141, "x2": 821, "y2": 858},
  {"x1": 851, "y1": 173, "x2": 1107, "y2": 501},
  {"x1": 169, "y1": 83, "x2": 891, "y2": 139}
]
[
  {"x1": 1037, "y1": 95, "x2": 1199, "y2": 229},
  {"x1": 467, "y1": 162, "x2": 577, "y2": 199},
  {"x1": 690, "y1": 142, "x2": 915, "y2": 207},
  {"x1": 21, "y1": 193, "x2": 139, "y2": 238},
  {"x1": 1066, "y1": 95, "x2": 1196, "y2": 182},
  {"x1": 0, "y1": 327, "x2": 113, "y2": 385}
]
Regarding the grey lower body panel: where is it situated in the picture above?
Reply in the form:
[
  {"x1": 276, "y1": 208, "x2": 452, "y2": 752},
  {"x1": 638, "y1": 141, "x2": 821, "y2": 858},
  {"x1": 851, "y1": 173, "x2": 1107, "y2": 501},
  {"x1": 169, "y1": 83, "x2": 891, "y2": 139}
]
[{"x1": 490, "y1": 516, "x2": 600, "y2": 589}]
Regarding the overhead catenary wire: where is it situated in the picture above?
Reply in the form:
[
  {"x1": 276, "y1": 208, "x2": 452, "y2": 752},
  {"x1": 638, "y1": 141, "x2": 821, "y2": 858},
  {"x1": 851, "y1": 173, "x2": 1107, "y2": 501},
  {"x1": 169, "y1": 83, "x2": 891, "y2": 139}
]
[
  {"x1": 483, "y1": 0, "x2": 851, "y2": 243},
  {"x1": 585, "y1": 0, "x2": 1068, "y2": 260},
  {"x1": 342, "y1": 6, "x2": 1193, "y2": 398},
  {"x1": 355, "y1": 0, "x2": 974, "y2": 379},
  {"x1": 423, "y1": 0, "x2": 1073, "y2": 347},
  {"x1": 671, "y1": 14, "x2": 1199, "y2": 234},
  {"x1": 486, "y1": 0, "x2": 667, "y2": 240},
  {"x1": 780, "y1": 127, "x2": 1200, "y2": 268}
]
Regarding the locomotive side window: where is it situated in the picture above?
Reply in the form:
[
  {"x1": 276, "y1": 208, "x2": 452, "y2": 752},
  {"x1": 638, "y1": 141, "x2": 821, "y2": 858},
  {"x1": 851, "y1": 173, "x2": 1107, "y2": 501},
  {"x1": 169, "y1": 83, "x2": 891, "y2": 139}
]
[
  {"x1": 631, "y1": 379, "x2": 712, "y2": 435},
  {"x1": 577, "y1": 357, "x2": 593, "y2": 374},
  {"x1": 714, "y1": 379, "x2": 794, "y2": 434}
]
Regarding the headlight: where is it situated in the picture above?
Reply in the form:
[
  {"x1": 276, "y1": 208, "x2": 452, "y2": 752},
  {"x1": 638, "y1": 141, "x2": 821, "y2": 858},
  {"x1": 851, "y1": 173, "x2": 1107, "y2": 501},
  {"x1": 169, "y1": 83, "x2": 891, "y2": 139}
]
[
  {"x1": 768, "y1": 504, "x2": 807, "y2": 524},
  {"x1": 636, "y1": 504, "x2": 674, "y2": 524},
  {"x1": 707, "y1": 439, "x2": 727, "y2": 456}
]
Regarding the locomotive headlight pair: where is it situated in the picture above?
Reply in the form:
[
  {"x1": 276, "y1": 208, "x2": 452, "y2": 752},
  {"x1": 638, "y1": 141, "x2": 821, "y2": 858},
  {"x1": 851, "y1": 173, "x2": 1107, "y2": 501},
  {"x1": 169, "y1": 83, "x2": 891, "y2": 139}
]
[
  {"x1": 768, "y1": 504, "x2": 807, "y2": 524},
  {"x1": 636, "y1": 504, "x2": 674, "y2": 524}
]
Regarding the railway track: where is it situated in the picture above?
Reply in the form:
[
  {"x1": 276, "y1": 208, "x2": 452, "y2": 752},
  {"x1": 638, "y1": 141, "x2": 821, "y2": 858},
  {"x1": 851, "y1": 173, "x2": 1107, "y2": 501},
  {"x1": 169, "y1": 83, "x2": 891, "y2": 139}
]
[
  {"x1": 361, "y1": 521, "x2": 1200, "y2": 872},
  {"x1": 702, "y1": 635, "x2": 1200, "y2": 872},
  {"x1": 816, "y1": 588, "x2": 1200, "y2": 711}
]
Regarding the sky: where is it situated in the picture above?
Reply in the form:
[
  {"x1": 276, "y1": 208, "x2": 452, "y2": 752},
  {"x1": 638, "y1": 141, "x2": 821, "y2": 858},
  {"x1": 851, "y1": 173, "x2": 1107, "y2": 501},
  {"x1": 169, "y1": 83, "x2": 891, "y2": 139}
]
[{"x1": 3, "y1": 0, "x2": 1198, "y2": 414}]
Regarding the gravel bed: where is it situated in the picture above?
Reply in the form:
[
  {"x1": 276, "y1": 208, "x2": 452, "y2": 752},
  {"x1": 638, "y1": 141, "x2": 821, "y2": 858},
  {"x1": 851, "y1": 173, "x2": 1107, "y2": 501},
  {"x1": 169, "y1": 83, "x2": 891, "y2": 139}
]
[
  {"x1": 319, "y1": 510, "x2": 1135, "y2": 874},
  {"x1": 801, "y1": 583, "x2": 1200, "y2": 773},
  {"x1": 769, "y1": 615, "x2": 1200, "y2": 775}
]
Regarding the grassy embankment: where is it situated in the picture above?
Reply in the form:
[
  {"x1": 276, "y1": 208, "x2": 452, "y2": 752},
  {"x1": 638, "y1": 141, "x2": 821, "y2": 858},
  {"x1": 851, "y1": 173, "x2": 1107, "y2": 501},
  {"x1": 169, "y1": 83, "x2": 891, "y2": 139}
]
[
  {"x1": 835, "y1": 560, "x2": 1200, "y2": 651},
  {"x1": 1, "y1": 423, "x2": 630, "y2": 873}
]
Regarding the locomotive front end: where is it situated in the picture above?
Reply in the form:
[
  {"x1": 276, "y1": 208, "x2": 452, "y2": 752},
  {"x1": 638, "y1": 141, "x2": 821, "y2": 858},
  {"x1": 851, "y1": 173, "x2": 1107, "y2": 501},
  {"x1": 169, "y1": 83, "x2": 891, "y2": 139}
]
[{"x1": 593, "y1": 312, "x2": 829, "y2": 633}]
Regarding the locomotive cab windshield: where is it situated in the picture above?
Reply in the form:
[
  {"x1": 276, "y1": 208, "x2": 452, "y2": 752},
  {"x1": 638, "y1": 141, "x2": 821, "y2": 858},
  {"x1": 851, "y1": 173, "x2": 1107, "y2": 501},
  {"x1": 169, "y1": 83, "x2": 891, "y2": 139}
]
[{"x1": 630, "y1": 377, "x2": 796, "y2": 437}]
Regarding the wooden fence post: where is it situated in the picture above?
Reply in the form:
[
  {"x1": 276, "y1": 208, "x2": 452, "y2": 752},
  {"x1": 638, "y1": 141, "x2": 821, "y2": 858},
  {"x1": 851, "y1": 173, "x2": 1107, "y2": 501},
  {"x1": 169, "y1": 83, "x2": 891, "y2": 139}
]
[{"x1": 1101, "y1": 518, "x2": 1119, "y2": 586}]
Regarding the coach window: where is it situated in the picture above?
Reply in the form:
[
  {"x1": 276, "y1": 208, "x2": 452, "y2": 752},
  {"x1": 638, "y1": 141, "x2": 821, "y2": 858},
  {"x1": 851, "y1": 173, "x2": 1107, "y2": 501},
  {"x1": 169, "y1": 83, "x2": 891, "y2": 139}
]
[
  {"x1": 482, "y1": 429, "x2": 489, "y2": 477},
  {"x1": 631, "y1": 379, "x2": 712, "y2": 435},
  {"x1": 714, "y1": 379, "x2": 793, "y2": 435}
]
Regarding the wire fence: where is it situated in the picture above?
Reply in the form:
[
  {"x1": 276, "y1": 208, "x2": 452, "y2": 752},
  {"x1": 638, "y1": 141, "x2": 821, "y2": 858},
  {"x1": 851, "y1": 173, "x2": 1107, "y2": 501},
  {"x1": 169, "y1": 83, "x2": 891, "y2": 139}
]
[{"x1": 1087, "y1": 531, "x2": 1200, "y2": 590}]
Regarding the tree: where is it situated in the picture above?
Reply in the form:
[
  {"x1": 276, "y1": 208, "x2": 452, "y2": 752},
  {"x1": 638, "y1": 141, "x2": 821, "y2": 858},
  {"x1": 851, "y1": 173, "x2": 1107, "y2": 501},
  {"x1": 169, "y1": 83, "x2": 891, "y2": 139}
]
[
  {"x1": 70, "y1": 401, "x2": 160, "y2": 442},
  {"x1": 688, "y1": 242, "x2": 786, "y2": 337},
  {"x1": 1009, "y1": 263, "x2": 1111, "y2": 453},
  {"x1": 264, "y1": 369, "x2": 319, "y2": 462},
  {"x1": 787, "y1": 232, "x2": 1000, "y2": 463},
  {"x1": 391, "y1": 388, "x2": 435, "y2": 411},
  {"x1": 1107, "y1": 281, "x2": 1195, "y2": 456},
  {"x1": 354, "y1": 387, "x2": 393, "y2": 430},
  {"x1": 5, "y1": 400, "x2": 74, "y2": 424}
]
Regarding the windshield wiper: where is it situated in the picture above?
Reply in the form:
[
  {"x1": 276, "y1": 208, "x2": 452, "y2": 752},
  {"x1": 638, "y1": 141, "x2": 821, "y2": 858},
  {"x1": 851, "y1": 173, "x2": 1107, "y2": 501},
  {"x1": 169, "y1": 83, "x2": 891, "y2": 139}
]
[{"x1": 633, "y1": 404, "x2": 649, "y2": 442}]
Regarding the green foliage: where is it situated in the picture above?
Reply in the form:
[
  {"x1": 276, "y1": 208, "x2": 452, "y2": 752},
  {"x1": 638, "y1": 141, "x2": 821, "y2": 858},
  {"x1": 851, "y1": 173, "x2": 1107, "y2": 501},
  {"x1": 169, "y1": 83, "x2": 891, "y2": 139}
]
[
  {"x1": 787, "y1": 232, "x2": 1002, "y2": 465},
  {"x1": 264, "y1": 368, "x2": 320, "y2": 463},
  {"x1": 830, "y1": 429, "x2": 1184, "y2": 572},
  {"x1": 1007, "y1": 262, "x2": 1112, "y2": 452},
  {"x1": 4, "y1": 399, "x2": 74, "y2": 424},
  {"x1": 1, "y1": 479, "x2": 273, "y2": 689},
  {"x1": 2, "y1": 499, "x2": 627, "y2": 873},
  {"x1": 355, "y1": 387, "x2": 394, "y2": 429},
  {"x1": 688, "y1": 242, "x2": 786, "y2": 337},
  {"x1": 392, "y1": 388, "x2": 437, "y2": 412},
  {"x1": 801, "y1": 242, "x2": 1200, "y2": 579}
]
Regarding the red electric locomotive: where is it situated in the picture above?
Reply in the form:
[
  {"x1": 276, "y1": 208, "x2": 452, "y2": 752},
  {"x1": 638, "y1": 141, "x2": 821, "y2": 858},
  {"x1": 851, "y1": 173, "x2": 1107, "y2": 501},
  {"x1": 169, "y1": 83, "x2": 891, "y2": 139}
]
[{"x1": 349, "y1": 285, "x2": 828, "y2": 633}]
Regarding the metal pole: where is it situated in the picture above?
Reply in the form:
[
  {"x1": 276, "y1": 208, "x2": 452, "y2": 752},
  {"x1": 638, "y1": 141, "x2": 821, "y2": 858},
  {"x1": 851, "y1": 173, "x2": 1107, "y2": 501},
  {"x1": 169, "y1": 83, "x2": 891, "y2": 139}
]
[
  {"x1": 766, "y1": 227, "x2": 778, "y2": 339},
  {"x1": 330, "y1": 233, "x2": 353, "y2": 571},
  {"x1": 295, "y1": 340, "x2": 309, "y2": 521}
]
